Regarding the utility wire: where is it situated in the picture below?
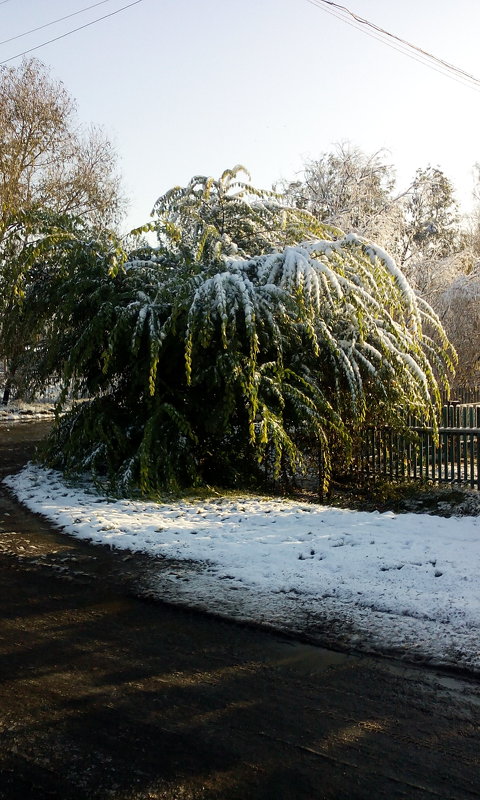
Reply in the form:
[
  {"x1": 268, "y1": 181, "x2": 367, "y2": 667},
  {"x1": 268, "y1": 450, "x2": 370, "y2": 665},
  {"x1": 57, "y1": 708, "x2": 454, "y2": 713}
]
[
  {"x1": 0, "y1": 0, "x2": 145, "y2": 65},
  {"x1": 312, "y1": 1, "x2": 480, "y2": 90},
  {"x1": 312, "y1": 0, "x2": 478, "y2": 83},
  {"x1": 306, "y1": 0, "x2": 480, "y2": 92},
  {"x1": 307, "y1": 0, "x2": 480, "y2": 90},
  {"x1": 0, "y1": 0, "x2": 116, "y2": 47}
]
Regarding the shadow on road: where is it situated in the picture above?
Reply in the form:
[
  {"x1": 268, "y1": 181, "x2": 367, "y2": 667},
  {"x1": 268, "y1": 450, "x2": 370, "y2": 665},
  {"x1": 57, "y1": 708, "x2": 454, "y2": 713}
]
[{"x1": 0, "y1": 422, "x2": 479, "y2": 799}]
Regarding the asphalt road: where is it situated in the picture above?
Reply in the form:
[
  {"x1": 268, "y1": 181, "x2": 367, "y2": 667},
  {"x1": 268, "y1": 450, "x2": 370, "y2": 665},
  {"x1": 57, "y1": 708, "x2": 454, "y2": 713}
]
[{"x1": 0, "y1": 421, "x2": 479, "y2": 800}]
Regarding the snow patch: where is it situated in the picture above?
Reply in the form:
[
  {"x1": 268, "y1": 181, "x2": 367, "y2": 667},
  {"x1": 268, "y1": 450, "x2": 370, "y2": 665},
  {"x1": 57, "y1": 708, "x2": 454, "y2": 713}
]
[{"x1": 4, "y1": 463, "x2": 480, "y2": 672}]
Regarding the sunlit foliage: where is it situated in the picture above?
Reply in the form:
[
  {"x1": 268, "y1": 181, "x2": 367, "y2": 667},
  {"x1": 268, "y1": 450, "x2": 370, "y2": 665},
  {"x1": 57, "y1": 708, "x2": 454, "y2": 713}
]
[{"x1": 9, "y1": 169, "x2": 455, "y2": 494}]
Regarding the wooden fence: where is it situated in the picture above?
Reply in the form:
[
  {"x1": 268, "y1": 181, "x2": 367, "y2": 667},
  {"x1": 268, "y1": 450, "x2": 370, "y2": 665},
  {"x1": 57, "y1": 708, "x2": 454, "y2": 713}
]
[
  {"x1": 358, "y1": 404, "x2": 480, "y2": 490},
  {"x1": 442, "y1": 386, "x2": 480, "y2": 404}
]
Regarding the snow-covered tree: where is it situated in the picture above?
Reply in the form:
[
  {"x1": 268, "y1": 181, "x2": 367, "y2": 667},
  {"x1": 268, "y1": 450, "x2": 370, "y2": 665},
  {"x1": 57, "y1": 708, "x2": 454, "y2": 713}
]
[
  {"x1": 398, "y1": 167, "x2": 463, "y2": 285},
  {"x1": 436, "y1": 269, "x2": 480, "y2": 388},
  {"x1": 150, "y1": 165, "x2": 338, "y2": 261},
  {"x1": 29, "y1": 169, "x2": 455, "y2": 495},
  {"x1": 0, "y1": 212, "x2": 125, "y2": 404},
  {"x1": 280, "y1": 144, "x2": 404, "y2": 253},
  {"x1": 283, "y1": 149, "x2": 479, "y2": 383},
  {"x1": 281, "y1": 148, "x2": 464, "y2": 279}
]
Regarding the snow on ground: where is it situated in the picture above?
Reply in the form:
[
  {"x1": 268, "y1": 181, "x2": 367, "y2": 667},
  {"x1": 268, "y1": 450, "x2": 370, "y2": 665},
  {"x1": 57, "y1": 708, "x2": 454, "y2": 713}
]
[
  {"x1": 0, "y1": 401, "x2": 56, "y2": 421},
  {"x1": 4, "y1": 463, "x2": 480, "y2": 673}
]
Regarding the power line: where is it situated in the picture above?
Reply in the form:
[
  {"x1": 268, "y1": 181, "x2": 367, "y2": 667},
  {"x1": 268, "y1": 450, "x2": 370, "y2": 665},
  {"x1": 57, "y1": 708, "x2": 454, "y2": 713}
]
[
  {"x1": 0, "y1": 0, "x2": 117, "y2": 48},
  {"x1": 310, "y1": 1, "x2": 480, "y2": 90},
  {"x1": 0, "y1": 0, "x2": 145, "y2": 65},
  {"x1": 305, "y1": 0, "x2": 480, "y2": 93},
  {"x1": 313, "y1": 0, "x2": 479, "y2": 83},
  {"x1": 306, "y1": 0, "x2": 480, "y2": 90}
]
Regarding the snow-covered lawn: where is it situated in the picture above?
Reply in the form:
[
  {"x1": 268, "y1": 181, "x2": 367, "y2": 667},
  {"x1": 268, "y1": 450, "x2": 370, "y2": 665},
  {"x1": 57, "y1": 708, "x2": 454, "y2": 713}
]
[
  {"x1": 0, "y1": 401, "x2": 56, "y2": 421},
  {"x1": 4, "y1": 463, "x2": 480, "y2": 674}
]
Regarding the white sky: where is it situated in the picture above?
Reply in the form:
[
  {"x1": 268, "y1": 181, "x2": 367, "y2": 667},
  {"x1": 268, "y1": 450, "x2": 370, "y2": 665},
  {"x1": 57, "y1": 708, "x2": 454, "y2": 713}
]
[{"x1": 1, "y1": 0, "x2": 480, "y2": 232}]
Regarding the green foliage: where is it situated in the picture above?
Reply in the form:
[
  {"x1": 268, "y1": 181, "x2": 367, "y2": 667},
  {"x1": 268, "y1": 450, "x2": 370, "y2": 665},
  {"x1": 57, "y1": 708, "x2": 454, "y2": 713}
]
[
  {"x1": 0, "y1": 211, "x2": 125, "y2": 400},
  {"x1": 5, "y1": 169, "x2": 455, "y2": 496},
  {"x1": 152, "y1": 165, "x2": 339, "y2": 261},
  {"x1": 0, "y1": 59, "x2": 125, "y2": 401}
]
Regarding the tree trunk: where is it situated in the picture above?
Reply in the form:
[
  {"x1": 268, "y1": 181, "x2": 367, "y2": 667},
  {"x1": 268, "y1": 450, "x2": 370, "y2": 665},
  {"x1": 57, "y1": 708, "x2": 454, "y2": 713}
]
[
  {"x1": 2, "y1": 363, "x2": 15, "y2": 405},
  {"x1": 2, "y1": 378, "x2": 12, "y2": 405}
]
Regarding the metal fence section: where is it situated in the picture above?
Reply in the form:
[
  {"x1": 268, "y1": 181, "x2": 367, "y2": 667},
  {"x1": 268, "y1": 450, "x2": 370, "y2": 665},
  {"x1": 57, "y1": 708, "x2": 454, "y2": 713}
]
[
  {"x1": 440, "y1": 403, "x2": 480, "y2": 428},
  {"x1": 359, "y1": 406, "x2": 480, "y2": 490}
]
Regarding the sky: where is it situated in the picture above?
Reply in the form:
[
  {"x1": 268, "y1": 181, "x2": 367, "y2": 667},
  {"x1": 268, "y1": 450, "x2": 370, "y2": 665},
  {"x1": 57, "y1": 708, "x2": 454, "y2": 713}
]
[{"x1": 1, "y1": 0, "x2": 480, "y2": 232}]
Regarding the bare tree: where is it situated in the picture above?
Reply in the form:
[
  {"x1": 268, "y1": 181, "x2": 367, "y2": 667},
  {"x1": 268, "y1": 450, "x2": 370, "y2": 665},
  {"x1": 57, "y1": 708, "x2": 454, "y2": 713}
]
[
  {"x1": 0, "y1": 58, "x2": 125, "y2": 231},
  {"x1": 0, "y1": 58, "x2": 126, "y2": 403}
]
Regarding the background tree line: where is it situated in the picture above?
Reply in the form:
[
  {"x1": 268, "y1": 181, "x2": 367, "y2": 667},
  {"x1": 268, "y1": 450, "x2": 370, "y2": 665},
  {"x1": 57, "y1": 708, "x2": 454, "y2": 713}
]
[
  {"x1": 0, "y1": 58, "x2": 124, "y2": 403},
  {"x1": 280, "y1": 144, "x2": 480, "y2": 388}
]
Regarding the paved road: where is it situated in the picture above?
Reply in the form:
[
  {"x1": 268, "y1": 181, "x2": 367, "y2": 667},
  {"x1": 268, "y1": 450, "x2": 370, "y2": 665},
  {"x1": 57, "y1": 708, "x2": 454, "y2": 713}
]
[{"x1": 0, "y1": 422, "x2": 479, "y2": 799}]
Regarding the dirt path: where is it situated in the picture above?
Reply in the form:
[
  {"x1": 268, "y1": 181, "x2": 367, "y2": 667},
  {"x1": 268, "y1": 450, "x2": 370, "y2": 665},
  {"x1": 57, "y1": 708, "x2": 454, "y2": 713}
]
[{"x1": 0, "y1": 422, "x2": 480, "y2": 800}]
